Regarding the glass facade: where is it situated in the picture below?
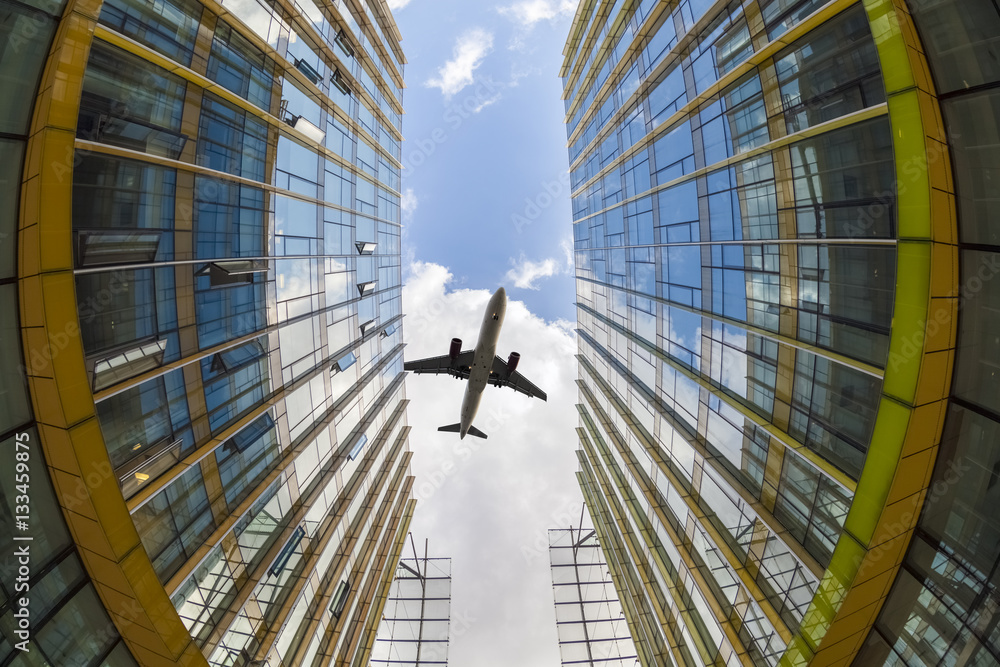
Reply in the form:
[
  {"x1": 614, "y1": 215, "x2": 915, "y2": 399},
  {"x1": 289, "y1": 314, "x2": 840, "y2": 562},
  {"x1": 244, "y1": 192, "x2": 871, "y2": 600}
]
[
  {"x1": 562, "y1": 0, "x2": 990, "y2": 664},
  {"x1": 851, "y1": 0, "x2": 1000, "y2": 664},
  {"x1": 10, "y1": 0, "x2": 413, "y2": 662},
  {"x1": 549, "y1": 526, "x2": 639, "y2": 666},
  {"x1": 370, "y1": 550, "x2": 451, "y2": 666}
]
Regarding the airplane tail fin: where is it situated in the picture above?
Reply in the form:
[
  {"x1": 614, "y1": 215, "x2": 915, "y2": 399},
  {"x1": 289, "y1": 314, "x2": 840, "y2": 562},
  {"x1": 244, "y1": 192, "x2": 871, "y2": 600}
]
[{"x1": 436, "y1": 423, "x2": 488, "y2": 439}]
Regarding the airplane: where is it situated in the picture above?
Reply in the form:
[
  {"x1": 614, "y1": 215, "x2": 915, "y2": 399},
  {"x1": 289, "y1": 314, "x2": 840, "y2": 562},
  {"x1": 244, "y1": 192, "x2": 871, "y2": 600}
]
[{"x1": 403, "y1": 287, "x2": 547, "y2": 439}]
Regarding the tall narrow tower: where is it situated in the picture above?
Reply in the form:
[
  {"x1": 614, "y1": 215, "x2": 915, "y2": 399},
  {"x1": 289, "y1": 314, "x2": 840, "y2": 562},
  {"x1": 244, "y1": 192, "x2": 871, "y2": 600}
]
[{"x1": 560, "y1": 0, "x2": 1000, "y2": 664}]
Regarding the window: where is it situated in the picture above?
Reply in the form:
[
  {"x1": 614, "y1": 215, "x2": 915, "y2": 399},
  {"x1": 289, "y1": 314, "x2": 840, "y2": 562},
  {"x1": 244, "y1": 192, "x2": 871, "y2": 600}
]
[
  {"x1": 91, "y1": 337, "x2": 167, "y2": 391},
  {"x1": 774, "y1": 5, "x2": 885, "y2": 133},
  {"x1": 77, "y1": 269, "x2": 161, "y2": 355},
  {"x1": 197, "y1": 93, "x2": 268, "y2": 180},
  {"x1": 208, "y1": 20, "x2": 274, "y2": 109},
  {"x1": 133, "y1": 465, "x2": 217, "y2": 583},
  {"x1": 73, "y1": 153, "x2": 176, "y2": 234},
  {"x1": 0, "y1": 0, "x2": 57, "y2": 135},
  {"x1": 331, "y1": 67, "x2": 352, "y2": 95},
  {"x1": 348, "y1": 433, "x2": 367, "y2": 460},
  {"x1": 333, "y1": 351, "x2": 357, "y2": 373},
  {"x1": 773, "y1": 452, "x2": 850, "y2": 567},
  {"x1": 98, "y1": 0, "x2": 202, "y2": 65},
  {"x1": 788, "y1": 351, "x2": 880, "y2": 479},
  {"x1": 95, "y1": 370, "x2": 191, "y2": 471},
  {"x1": 202, "y1": 339, "x2": 269, "y2": 433},
  {"x1": 195, "y1": 274, "x2": 267, "y2": 348},
  {"x1": 269, "y1": 526, "x2": 306, "y2": 576},
  {"x1": 78, "y1": 41, "x2": 187, "y2": 157},
  {"x1": 796, "y1": 245, "x2": 895, "y2": 367},
  {"x1": 198, "y1": 260, "x2": 269, "y2": 288},
  {"x1": 953, "y1": 251, "x2": 1000, "y2": 413},
  {"x1": 294, "y1": 57, "x2": 322, "y2": 84},
  {"x1": 194, "y1": 176, "x2": 266, "y2": 258},
  {"x1": 77, "y1": 230, "x2": 162, "y2": 267},
  {"x1": 334, "y1": 29, "x2": 354, "y2": 58},
  {"x1": 330, "y1": 579, "x2": 350, "y2": 616},
  {"x1": 217, "y1": 413, "x2": 280, "y2": 509},
  {"x1": 788, "y1": 117, "x2": 895, "y2": 239}
]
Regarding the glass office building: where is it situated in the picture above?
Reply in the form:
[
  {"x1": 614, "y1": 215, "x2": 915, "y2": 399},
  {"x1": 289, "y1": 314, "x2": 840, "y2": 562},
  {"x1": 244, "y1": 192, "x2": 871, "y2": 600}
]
[
  {"x1": 4, "y1": 0, "x2": 414, "y2": 663},
  {"x1": 562, "y1": 0, "x2": 999, "y2": 664}
]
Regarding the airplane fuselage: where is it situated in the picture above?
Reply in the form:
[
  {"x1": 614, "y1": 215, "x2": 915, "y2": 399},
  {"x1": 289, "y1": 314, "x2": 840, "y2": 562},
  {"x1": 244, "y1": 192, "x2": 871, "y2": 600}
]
[{"x1": 459, "y1": 287, "x2": 506, "y2": 438}]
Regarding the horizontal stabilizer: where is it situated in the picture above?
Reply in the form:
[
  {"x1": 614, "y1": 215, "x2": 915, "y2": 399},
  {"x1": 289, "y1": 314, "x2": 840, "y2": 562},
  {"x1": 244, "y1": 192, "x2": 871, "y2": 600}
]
[{"x1": 436, "y1": 423, "x2": 488, "y2": 439}]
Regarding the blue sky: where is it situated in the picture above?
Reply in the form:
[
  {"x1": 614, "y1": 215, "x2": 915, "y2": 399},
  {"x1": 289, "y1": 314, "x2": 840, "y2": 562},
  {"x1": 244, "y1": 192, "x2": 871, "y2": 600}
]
[
  {"x1": 392, "y1": 0, "x2": 577, "y2": 323},
  {"x1": 383, "y1": 1, "x2": 593, "y2": 664}
]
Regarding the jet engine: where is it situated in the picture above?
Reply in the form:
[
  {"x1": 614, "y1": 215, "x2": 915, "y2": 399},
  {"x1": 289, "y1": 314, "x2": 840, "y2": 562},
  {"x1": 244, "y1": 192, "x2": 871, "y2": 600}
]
[
  {"x1": 449, "y1": 338, "x2": 462, "y2": 359},
  {"x1": 507, "y1": 352, "x2": 520, "y2": 373}
]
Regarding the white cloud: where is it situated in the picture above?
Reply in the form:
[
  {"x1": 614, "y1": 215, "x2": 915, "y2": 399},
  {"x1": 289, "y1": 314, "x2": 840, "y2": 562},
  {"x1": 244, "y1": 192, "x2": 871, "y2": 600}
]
[
  {"x1": 471, "y1": 91, "x2": 503, "y2": 113},
  {"x1": 498, "y1": 0, "x2": 576, "y2": 28},
  {"x1": 425, "y1": 28, "x2": 495, "y2": 100},
  {"x1": 401, "y1": 188, "x2": 418, "y2": 221},
  {"x1": 508, "y1": 62, "x2": 542, "y2": 87},
  {"x1": 386, "y1": 0, "x2": 411, "y2": 8},
  {"x1": 504, "y1": 240, "x2": 574, "y2": 290},
  {"x1": 402, "y1": 261, "x2": 580, "y2": 667},
  {"x1": 505, "y1": 254, "x2": 561, "y2": 290}
]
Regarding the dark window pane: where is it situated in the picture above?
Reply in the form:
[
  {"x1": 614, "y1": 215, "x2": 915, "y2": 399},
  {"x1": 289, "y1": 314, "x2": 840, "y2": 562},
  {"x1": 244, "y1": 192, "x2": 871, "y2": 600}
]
[
  {"x1": 775, "y1": 5, "x2": 885, "y2": 132},
  {"x1": 788, "y1": 351, "x2": 880, "y2": 479},
  {"x1": 953, "y1": 251, "x2": 1000, "y2": 414},
  {"x1": 909, "y1": 0, "x2": 1000, "y2": 94},
  {"x1": 77, "y1": 41, "x2": 187, "y2": 158},
  {"x1": 945, "y1": 91, "x2": 1000, "y2": 246},
  {"x1": 0, "y1": 0, "x2": 57, "y2": 135},
  {"x1": 788, "y1": 117, "x2": 896, "y2": 238},
  {"x1": 35, "y1": 586, "x2": 117, "y2": 664}
]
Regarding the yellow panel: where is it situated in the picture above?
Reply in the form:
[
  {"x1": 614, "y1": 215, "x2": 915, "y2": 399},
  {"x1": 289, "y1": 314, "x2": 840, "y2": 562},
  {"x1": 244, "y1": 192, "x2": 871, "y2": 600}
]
[
  {"x1": 844, "y1": 398, "x2": 909, "y2": 544},
  {"x1": 889, "y1": 93, "x2": 931, "y2": 240},
  {"x1": 914, "y1": 349, "x2": 953, "y2": 407},
  {"x1": 885, "y1": 451, "x2": 934, "y2": 505},
  {"x1": 18, "y1": 275, "x2": 43, "y2": 328},
  {"x1": 883, "y1": 241, "x2": 932, "y2": 402},
  {"x1": 900, "y1": 401, "x2": 947, "y2": 458},
  {"x1": 922, "y1": 298, "x2": 957, "y2": 353},
  {"x1": 40, "y1": 271, "x2": 94, "y2": 426},
  {"x1": 834, "y1": 568, "x2": 894, "y2": 621},
  {"x1": 862, "y1": 0, "x2": 914, "y2": 94}
]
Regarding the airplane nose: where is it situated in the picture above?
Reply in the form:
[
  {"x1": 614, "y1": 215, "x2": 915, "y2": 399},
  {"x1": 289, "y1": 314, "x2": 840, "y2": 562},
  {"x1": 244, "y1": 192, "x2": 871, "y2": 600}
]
[{"x1": 496, "y1": 287, "x2": 506, "y2": 299}]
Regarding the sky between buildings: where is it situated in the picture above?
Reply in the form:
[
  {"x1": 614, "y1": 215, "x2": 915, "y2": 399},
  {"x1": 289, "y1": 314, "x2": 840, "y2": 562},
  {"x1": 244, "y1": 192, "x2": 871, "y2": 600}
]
[{"x1": 388, "y1": 0, "x2": 588, "y2": 664}]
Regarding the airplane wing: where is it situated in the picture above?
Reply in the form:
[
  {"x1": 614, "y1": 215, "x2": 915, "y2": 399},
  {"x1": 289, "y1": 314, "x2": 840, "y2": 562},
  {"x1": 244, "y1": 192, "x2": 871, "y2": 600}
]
[
  {"x1": 489, "y1": 356, "x2": 548, "y2": 401},
  {"x1": 404, "y1": 351, "x2": 476, "y2": 379}
]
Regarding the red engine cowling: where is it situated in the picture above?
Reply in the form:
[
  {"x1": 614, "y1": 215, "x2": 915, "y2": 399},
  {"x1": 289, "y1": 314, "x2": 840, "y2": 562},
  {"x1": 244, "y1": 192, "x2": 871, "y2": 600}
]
[
  {"x1": 449, "y1": 338, "x2": 462, "y2": 359},
  {"x1": 507, "y1": 352, "x2": 520, "y2": 373}
]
